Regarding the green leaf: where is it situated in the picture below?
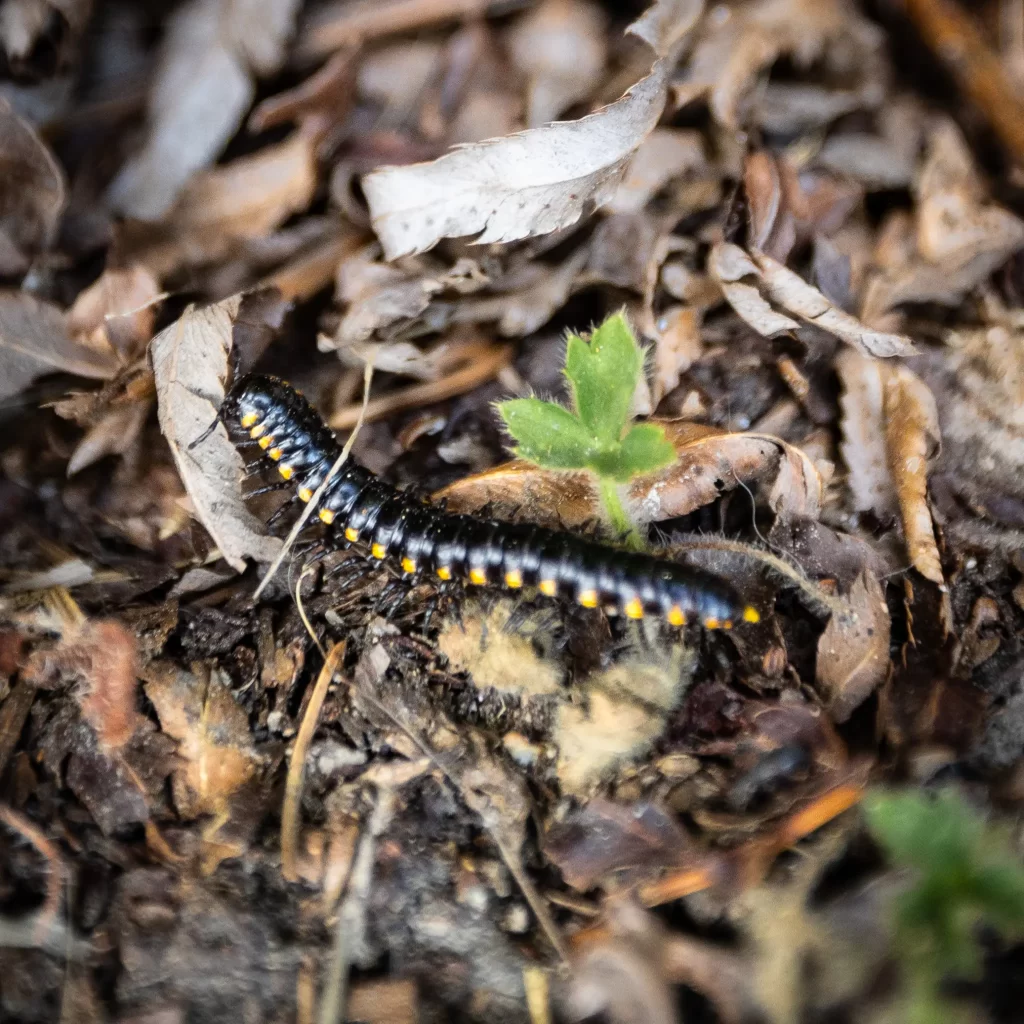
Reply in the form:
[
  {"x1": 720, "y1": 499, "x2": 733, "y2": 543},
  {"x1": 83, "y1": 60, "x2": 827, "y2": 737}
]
[
  {"x1": 497, "y1": 398, "x2": 597, "y2": 469},
  {"x1": 564, "y1": 312, "x2": 643, "y2": 445},
  {"x1": 611, "y1": 423, "x2": 676, "y2": 480}
]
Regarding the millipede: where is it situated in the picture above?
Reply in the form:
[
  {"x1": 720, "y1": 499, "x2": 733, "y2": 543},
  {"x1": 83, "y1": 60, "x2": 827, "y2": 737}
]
[{"x1": 219, "y1": 374, "x2": 760, "y2": 631}]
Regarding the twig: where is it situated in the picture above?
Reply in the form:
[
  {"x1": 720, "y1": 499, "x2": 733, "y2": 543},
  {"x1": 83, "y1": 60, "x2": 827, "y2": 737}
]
[
  {"x1": 904, "y1": 0, "x2": 1024, "y2": 164},
  {"x1": 254, "y1": 358, "x2": 375, "y2": 601},
  {"x1": 281, "y1": 642, "x2": 347, "y2": 882},
  {"x1": 317, "y1": 791, "x2": 395, "y2": 1024},
  {"x1": 328, "y1": 344, "x2": 513, "y2": 430}
]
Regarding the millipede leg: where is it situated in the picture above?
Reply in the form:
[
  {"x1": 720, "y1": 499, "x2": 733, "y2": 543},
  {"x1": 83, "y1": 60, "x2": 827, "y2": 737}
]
[{"x1": 247, "y1": 482, "x2": 292, "y2": 498}]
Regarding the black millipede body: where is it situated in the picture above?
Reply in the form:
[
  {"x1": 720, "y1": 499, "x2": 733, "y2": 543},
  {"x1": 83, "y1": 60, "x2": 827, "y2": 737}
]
[{"x1": 221, "y1": 374, "x2": 760, "y2": 630}]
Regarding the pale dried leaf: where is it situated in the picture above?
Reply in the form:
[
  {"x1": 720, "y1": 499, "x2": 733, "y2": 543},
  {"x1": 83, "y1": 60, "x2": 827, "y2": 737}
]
[
  {"x1": 711, "y1": 243, "x2": 914, "y2": 358},
  {"x1": 836, "y1": 348, "x2": 896, "y2": 518},
  {"x1": 0, "y1": 0, "x2": 52, "y2": 60},
  {"x1": 107, "y1": 0, "x2": 301, "y2": 220},
  {"x1": 362, "y1": 59, "x2": 670, "y2": 259},
  {"x1": 0, "y1": 96, "x2": 65, "y2": 264},
  {"x1": 862, "y1": 121, "x2": 1024, "y2": 319},
  {"x1": 883, "y1": 362, "x2": 943, "y2": 584},
  {"x1": 627, "y1": 0, "x2": 704, "y2": 56},
  {"x1": 67, "y1": 400, "x2": 151, "y2": 477},
  {"x1": 608, "y1": 128, "x2": 705, "y2": 215},
  {"x1": 507, "y1": 0, "x2": 607, "y2": 128},
  {"x1": 144, "y1": 662, "x2": 259, "y2": 819},
  {"x1": 357, "y1": 40, "x2": 442, "y2": 110},
  {"x1": 66, "y1": 266, "x2": 162, "y2": 364},
  {"x1": 650, "y1": 304, "x2": 702, "y2": 405},
  {"x1": 816, "y1": 570, "x2": 890, "y2": 721},
  {"x1": 151, "y1": 296, "x2": 282, "y2": 572},
  {"x1": 0, "y1": 291, "x2": 119, "y2": 401}
]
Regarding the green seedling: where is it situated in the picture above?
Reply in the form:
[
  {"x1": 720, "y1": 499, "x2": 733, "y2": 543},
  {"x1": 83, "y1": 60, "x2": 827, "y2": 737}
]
[
  {"x1": 864, "y1": 788, "x2": 1024, "y2": 1024},
  {"x1": 496, "y1": 312, "x2": 674, "y2": 547}
]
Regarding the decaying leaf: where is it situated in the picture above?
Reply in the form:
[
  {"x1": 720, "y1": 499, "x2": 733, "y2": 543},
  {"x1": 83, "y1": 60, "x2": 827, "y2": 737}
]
[
  {"x1": 107, "y1": 0, "x2": 302, "y2": 220},
  {"x1": 837, "y1": 351, "x2": 942, "y2": 583},
  {"x1": 362, "y1": 58, "x2": 670, "y2": 259},
  {"x1": 143, "y1": 660, "x2": 260, "y2": 820},
  {"x1": 0, "y1": 291, "x2": 119, "y2": 402},
  {"x1": 556, "y1": 652, "x2": 693, "y2": 795},
  {"x1": 151, "y1": 295, "x2": 282, "y2": 571},
  {"x1": 0, "y1": 96, "x2": 65, "y2": 272},
  {"x1": 607, "y1": 128, "x2": 705, "y2": 215},
  {"x1": 862, "y1": 120, "x2": 1024, "y2": 321},
  {"x1": 816, "y1": 569, "x2": 890, "y2": 722},
  {"x1": 439, "y1": 419, "x2": 822, "y2": 528},
  {"x1": 65, "y1": 265, "x2": 163, "y2": 363},
  {"x1": 710, "y1": 243, "x2": 914, "y2": 358}
]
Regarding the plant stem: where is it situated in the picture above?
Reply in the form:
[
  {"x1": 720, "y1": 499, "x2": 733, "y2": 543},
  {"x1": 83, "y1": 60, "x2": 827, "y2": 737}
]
[{"x1": 598, "y1": 476, "x2": 644, "y2": 550}]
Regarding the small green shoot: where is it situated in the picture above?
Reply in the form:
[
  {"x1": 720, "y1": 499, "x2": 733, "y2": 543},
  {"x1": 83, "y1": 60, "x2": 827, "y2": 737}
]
[
  {"x1": 497, "y1": 312, "x2": 674, "y2": 546},
  {"x1": 864, "y1": 788, "x2": 1024, "y2": 1024}
]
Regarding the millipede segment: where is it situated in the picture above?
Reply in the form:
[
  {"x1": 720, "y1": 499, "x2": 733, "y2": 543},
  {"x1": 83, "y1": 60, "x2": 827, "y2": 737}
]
[{"x1": 223, "y1": 375, "x2": 760, "y2": 630}]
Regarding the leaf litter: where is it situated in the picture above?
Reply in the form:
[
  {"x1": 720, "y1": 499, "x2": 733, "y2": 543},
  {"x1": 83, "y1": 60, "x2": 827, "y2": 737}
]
[{"x1": 4, "y1": 0, "x2": 1024, "y2": 1022}]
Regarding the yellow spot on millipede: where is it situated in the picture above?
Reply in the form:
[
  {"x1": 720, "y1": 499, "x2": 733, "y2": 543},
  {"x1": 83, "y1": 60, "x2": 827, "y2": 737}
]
[
  {"x1": 623, "y1": 597, "x2": 645, "y2": 620},
  {"x1": 258, "y1": 435, "x2": 273, "y2": 450},
  {"x1": 704, "y1": 617, "x2": 720, "y2": 630},
  {"x1": 504, "y1": 570, "x2": 523, "y2": 589},
  {"x1": 667, "y1": 606, "x2": 686, "y2": 627},
  {"x1": 743, "y1": 606, "x2": 760, "y2": 624},
  {"x1": 436, "y1": 566, "x2": 451, "y2": 580},
  {"x1": 469, "y1": 568, "x2": 487, "y2": 585},
  {"x1": 722, "y1": 620, "x2": 733, "y2": 630},
  {"x1": 371, "y1": 543, "x2": 387, "y2": 559},
  {"x1": 344, "y1": 526, "x2": 359, "y2": 542},
  {"x1": 240, "y1": 412, "x2": 259, "y2": 428},
  {"x1": 278, "y1": 464, "x2": 293, "y2": 480},
  {"x1": 539, "y1": 579, "x2": 557, "y2": 597},
  {"x1": 401, "y1": 557, "x2": 416, "y2": 574},
  {"x1": 298, "y1": 487, "x2": 313, "y2": 503},
  {"x1": 319, "y1": 508, "x2": 335, "y2": 525},
  {"x1": 268, "y1": 447, "x2": 283, "y2": 461},
  {"x1": 577, "y1": 589, "x2": 598, "y2": 608}
]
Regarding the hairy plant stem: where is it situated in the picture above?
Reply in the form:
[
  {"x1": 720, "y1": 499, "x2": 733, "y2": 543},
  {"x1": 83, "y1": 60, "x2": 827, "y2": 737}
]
[{"x1": 599, "y1": 476, "x2": 644, "y2": 550}]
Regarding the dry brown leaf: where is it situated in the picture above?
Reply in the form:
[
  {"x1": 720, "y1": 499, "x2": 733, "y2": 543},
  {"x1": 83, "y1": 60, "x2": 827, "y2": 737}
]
[
  {"x1": 883, "y1": 362, "x2": 942, "y2": 584},
  {"x1": 67, "y1": 400, "x2": 152, "y2": 477},
  {"x1": 650, "y1": 304, "x2": 702, "y2": 405},
  {"x1": 0, "y1": 291, "x2": 119, "y2": 402},
  {"x1": 710, "y1": 243, "x2": 914, "y2": 358},
  {"x1": 607, "y1": 128, "x2": 705, "y2": 215},
  {"x1": 66, "y1": 266, "x2": 162, "y2": 364},
  {"x1": 862, "y1": 120, "x2": 1024, "y2": 320},
  {"x1": 151, "y1": 295, "x2": 282, "y2": 572},
  {"x1": 837, "y1": 351, "x2": 942, "y2": 582},
  {"x1": 107, "y1": 0, "x2": 302, "y2": 220},
  {"x1": 671, "y1": 0, "x2": 858, "y2": 128},
  {"x1": 0, "y1": 96, "x2": 65, "y2": 272},
  {"x1": 507, "y1": 0, "x2": 607, "y2": 128},
  {"x1": 362, "y1": 56, "x2": 670, "y2": 259},
  {"x1": 629, "y1": 0, "x2": 704, "y2": 56},
  {"x1": 439, "y1": 419, "x2": 821, "y2": 527},
  {"x1": 143, "y1": 661, "x2": 260, "y2": 820},
  {"x1": 816, "y1": 570, "x2": 890, "y2": 722}
]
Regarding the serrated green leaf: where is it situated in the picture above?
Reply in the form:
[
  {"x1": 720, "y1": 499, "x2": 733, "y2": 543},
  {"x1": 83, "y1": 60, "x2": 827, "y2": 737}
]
[
  {"x1": 613, "y1": 423, "x2": 676, "y2": 479},
  {"x1": 497, "y1": 398, "x2": 596, "y2": 469},
  {"x1": 564, "y1": 312, "x2": 643, "y2": 445}
]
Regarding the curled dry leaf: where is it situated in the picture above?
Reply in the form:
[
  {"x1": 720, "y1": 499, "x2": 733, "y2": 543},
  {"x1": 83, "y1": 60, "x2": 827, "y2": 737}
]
[
  {"x1": 66, "y1": 265, "x2": 163, "y2": 364},
  {"x1": 143, "y1": 661, "x2": 260, "y2": 820},
  {"x1": 862, "y1": 121, "x2": 1024, "y2": 321},
  {"x1": 710, "y1": 243, "x2": 914, "y2": 358},
  {"x1": 628, "y1": 0, "x2": 704, "y2": 56},
  {"x1": 837, "y1": 351, "x2": 942, "y2": 583},
  {"x1": 151, "y1": 295, "x2": 282, "y2": 572},
  {"x1": 438, "y1": 419, "x2": 821, "y2": 528},
  {"x1": 362, "y1": 58, "x2": 670, "y2": 259},
  {"x1": 107, "y1": 0, "x2": 302, "y2": 220},
  {"x1": 506, "y1": 0, "x2": 607, "y2": 128},
  {"x1": 671, "y1": 0, "x2": 861, "y2": 128},
  {"x1": 816, "y1": 569, "x2": 890, "y2": 722},
  {"x1": 0, "y1": 291, "x2": 120, "y2": 402},
  {"x1": 0, "y1": 96, "x2": 65, "y2": 273},
  {"x1": 607, "y1": 128, "x2": 705, "y2": 215}
]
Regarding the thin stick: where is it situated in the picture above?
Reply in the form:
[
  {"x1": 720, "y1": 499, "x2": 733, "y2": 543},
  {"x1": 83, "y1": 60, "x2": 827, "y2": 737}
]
[
  {"x1": 281, "y1": 641, "x2": 347, "y2": 882},
  {"x1": 254, "y1": 358, "x2": 375, "y2": 601},
  {"x1": 295, "y1": 565, "x2": 327, "y2": 659}
]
